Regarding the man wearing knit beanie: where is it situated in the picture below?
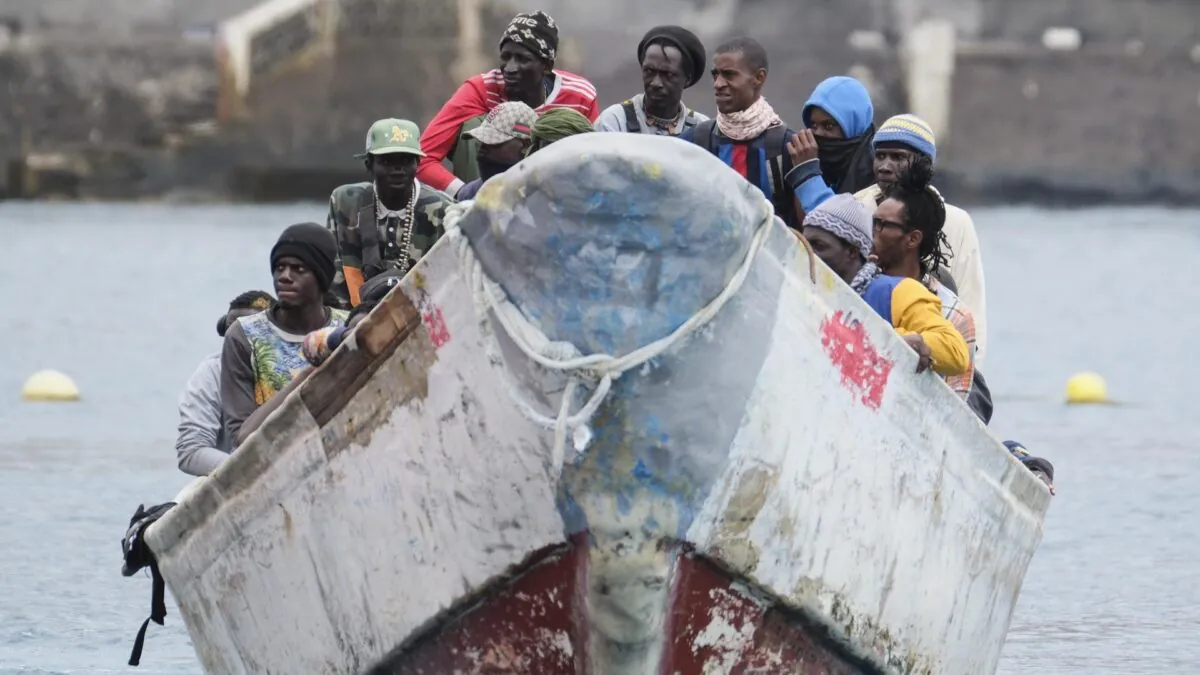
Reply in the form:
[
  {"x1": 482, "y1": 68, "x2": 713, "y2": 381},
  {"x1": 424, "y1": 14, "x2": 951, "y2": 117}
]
[
  {"x1": 270, "y1": 222, "x2": 338, "y2": 299},
  {"x1": 854, "y1": 113, "x2": 989, "y2": 368},
  {"x1": 802, "y1": 194, "x2": 969, "y2": 377},
  {"x1": 595, "y1": 25, "x2": 709, "y2": 137},
  {"x1": 219, "y1": 223, "x2": 349, "y2": 444}
]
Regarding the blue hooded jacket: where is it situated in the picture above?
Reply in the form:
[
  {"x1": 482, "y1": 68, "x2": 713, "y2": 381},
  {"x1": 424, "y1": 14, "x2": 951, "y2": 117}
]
[
  {"x1": 788, "y1": 77, "x2": 876, "y2": 215},
  {"x1": 802, "y1": 76, "x2": 875, "y2": 138}
]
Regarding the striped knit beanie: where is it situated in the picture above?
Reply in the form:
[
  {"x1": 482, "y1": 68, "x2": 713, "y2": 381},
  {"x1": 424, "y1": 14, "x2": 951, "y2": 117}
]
[
  {"x1": 872, "y1": 114, "x2": 937, "y2": 161},
  {"x1": 802, "y1": 193, "x2": 873, "y2": 256}
]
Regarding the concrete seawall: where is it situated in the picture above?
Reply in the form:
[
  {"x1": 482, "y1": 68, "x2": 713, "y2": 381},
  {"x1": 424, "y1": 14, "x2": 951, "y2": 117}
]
[
  {"x1": 943, "y1": 46, "x2": 1200, "y2": 205},
  {"x1": 2, "y1": 0, "x2": 1198, "y2": 204}
]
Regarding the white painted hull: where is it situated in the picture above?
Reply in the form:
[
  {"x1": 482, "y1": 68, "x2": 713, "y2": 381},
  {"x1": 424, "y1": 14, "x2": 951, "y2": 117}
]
[{"x1": 146, "y1": 135, "x2": 1047, "y2": 674}]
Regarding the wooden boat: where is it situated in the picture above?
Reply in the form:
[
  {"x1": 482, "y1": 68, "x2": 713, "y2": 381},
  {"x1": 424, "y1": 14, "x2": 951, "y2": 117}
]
[{"x1": 144, "y1": 134, "x2": 1049, "y2": 674}]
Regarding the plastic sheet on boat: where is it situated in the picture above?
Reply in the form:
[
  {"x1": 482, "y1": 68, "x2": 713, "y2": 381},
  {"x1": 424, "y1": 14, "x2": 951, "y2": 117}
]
[
  {"x1": 458, "y1": 133, "x2": 779, "y2": 357},
  {"x1": 457, "y1": 134, "x2": 792, "y2": 540}
]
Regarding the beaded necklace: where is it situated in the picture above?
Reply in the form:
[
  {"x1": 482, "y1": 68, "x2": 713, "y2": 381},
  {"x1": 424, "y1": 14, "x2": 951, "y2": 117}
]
[{"x1": 375, "y1": 181, "x2": 419, "y2": 274}]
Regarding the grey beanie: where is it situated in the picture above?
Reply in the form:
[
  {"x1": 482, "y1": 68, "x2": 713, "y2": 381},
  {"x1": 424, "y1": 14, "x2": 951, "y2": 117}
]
[{"x1": 802, "y1": 193, "x2": 873, "y2": 256}]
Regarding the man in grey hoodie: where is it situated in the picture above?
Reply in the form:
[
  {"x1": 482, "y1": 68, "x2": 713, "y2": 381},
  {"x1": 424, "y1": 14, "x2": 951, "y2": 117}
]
[{"x1": 175, "y1": 290, "x2": 273, "y2": 476}]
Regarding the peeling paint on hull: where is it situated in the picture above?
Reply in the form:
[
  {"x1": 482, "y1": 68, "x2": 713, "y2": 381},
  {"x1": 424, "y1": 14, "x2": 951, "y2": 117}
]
[
  {"x1": 143, "y1": 136, "x2": 1048, "y2": 675},
  {"x1": 368, "y1": 536, "x2": 883, "y2": 675}
]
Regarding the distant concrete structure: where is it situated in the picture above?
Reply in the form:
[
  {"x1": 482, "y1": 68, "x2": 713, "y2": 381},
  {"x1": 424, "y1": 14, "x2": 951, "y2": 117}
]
[
  {"x1": 1, "y1": 0, "x2": 1198, "y2": 203},
  {"x1": 902, "y1": 18, "x2": 956, "y2": 141}
]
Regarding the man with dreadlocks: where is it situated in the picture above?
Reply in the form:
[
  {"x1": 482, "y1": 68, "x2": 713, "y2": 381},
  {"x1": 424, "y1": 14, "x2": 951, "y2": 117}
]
[
  {"x1": 801, "y1": 191, "x2": 969, "y2": 377},
  {"x1": 175, "y1": 290, "x2": 273, "y2": 476},
  {"x1": 524, "y1": 107, "x2": 595, "y2": 156},
  {"x1": 595, "y1": 25, "x2": 708, "y2": 137},
  {"x1": 417, "y1": 10, "x2": 599, "y2": 197},
  {"x1": 869, "y1": 154, "x2": 980, "y2": 407},
  {"x1": 855, "y1": 114, "x2": 988, "y2": 368}
]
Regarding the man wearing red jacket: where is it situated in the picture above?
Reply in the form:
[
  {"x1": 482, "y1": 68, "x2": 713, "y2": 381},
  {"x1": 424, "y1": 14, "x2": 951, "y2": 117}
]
[{"x1": 417, "y1": 10, "x2": 599, "y2": 197}]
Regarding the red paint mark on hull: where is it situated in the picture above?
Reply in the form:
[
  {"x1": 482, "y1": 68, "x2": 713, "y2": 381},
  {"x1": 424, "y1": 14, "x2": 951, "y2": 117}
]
[
  {"x1": 421, "y1": 307, "x2": 451, "y2": 348},
  {"x1": 415, "y1": 290, "x2": 451, "y2": 348},
  {"x1": 820, "y1": 310, "x2": 893, "y2": 410}
]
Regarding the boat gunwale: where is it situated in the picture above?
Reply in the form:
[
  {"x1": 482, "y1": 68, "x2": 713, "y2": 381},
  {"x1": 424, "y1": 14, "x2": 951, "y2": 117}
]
[{"x1": 146, "y1": 278, "x2": 425, "y2": 556}]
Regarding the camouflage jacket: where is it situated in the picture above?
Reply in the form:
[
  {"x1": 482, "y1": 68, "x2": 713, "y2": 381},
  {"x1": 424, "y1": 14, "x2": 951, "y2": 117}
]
[{"x1": 326, "y1": 181, "x2": 453, "y2": 306}]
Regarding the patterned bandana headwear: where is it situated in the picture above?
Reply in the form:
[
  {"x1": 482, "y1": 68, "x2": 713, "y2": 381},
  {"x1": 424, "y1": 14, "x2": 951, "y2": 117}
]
[{"x1": 501, "y1": 11, "x2": 558, "y2": 62}]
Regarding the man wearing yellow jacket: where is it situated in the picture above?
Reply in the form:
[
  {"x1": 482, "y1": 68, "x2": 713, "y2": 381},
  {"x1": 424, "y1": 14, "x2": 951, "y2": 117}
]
[
  {"x1": 803, "y1": 188, "x2": 969, "y2": 377},
  {"x1": 854, "y1": 114, "x2": 988, "y2": 367}
]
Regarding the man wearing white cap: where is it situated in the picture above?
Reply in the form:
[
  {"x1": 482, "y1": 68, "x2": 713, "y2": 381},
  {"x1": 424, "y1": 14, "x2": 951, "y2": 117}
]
[
  {"x1": 327, "y1": 118, "x2": 454, "y2": 307},
  {"x1": 854, "y1": 113, "x2": 988, "y2": 367},
  {"x1": 455, "y1": 101, "x2": 539, "y2": 201}
]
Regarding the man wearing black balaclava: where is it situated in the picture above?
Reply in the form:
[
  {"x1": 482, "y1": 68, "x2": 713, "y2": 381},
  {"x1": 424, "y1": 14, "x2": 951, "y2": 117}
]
[
  {"x1": 783, "y1": 75, "x2": 877, "y2": 219},
  {"x1": 219, "y1": 222, "x2": 350, "y2": 444}
]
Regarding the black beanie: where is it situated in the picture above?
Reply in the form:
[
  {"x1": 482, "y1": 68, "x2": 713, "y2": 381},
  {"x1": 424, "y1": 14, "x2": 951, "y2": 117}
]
[
  {"x1": 270, "y1": 222, "x2": 337, "y2": 292},
  {"x1": 638, "y1": 26, "x2": 707, "y2": 88}
]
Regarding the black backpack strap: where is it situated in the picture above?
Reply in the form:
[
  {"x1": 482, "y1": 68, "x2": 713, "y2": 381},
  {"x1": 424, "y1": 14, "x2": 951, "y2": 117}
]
[
  {"x1": 356, "y1": 186, "x2": 382, "y2": 278},
  {"x1": 761, "y1": 125, "x2": 793, "y2": 224},
  {"x1": 121, "y1": 502, "x2": 176, "y2": 667},
  {"x1": 762, "y1": 125, "x2": 790, "y2": 200},
  {"x1": 128, "y1": 560, "x2": 167, "y2": 666},
  {"x1": 621, "y1": 100, "x2": 641, "y2": 134},
  {"x1": 691, "y1": 119, "x2": 718, "y2": 154}
]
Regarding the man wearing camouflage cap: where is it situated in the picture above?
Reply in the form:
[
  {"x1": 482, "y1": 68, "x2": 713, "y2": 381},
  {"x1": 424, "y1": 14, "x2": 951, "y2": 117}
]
[
  {"x1": 326, "y1": 118, "x2": 454, "y2": 307},
  {"x1": 455, "y1": 101, "x2": 538, "y2": 201}
]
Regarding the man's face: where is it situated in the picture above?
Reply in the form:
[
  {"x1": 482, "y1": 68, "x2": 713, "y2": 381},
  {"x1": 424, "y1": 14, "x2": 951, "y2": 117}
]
[
  {"x1": 873, "y1": 145, "x2": 916, "y2": 190},
  {"x1": 478, "y1": 137, "x2": 528, "y2": 166},
  {"x1": 500, "y1": 41, "x2": 547, "y2": 99},
  {"x1": 808, "y1": 107, "x2": 843, "y2": 139},
  {"x1": 368, "y1": 153, "x2": 418, "y2": 192},
  {"x1": 641, "y1": 43, "x2": 686, "y2": 112},
  {"x1": 802, "y1": 227, "x2": 859, "y2": 281},
  {"x1": 871, "y1": 197, "x2": 921, "y2": 271},
  {"x1": 711, "y1": 51, "x2": 763, "y2": 115},
  {"x1": 273, "y1": 256, "x2": 321, "y2": 309}
]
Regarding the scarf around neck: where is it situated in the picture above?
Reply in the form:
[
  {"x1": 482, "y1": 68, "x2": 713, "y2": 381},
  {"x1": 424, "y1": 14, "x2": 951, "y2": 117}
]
[
  {"x1": 849, "y1": 261, "x2": 881, "y2": 295},
  {"x1": 716, "y1": 97, "x2": 783, "y2": 141},
  {"x1": 815, "y1": 126, "x2": 877, "y2": 194}
]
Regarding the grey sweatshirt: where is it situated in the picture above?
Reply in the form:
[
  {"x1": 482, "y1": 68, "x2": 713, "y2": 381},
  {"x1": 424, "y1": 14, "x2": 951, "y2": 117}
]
[{"x1": 175, "y1": 352, "x2": 231, "y2": 476}]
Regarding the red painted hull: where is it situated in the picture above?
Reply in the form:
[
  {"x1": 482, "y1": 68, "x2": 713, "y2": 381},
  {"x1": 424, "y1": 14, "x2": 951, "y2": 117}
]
[{"x1": 367, "y1": 535, "x2": 880, "y2": 675}]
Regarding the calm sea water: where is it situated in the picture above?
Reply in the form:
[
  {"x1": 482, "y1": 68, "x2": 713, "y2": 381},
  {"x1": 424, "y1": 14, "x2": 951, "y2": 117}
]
[{"x1": 0, "y1": 203, "x2": 1196, "y2": 674}]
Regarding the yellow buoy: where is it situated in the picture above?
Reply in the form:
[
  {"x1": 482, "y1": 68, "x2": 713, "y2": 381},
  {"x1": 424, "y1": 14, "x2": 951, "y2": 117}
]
[
  {"x1": 1065, "y1": 371, "x2": 1108, "y2": 404},
  {"x1": 21, "y1": 370, "x2": 81, "y2": 402}
]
